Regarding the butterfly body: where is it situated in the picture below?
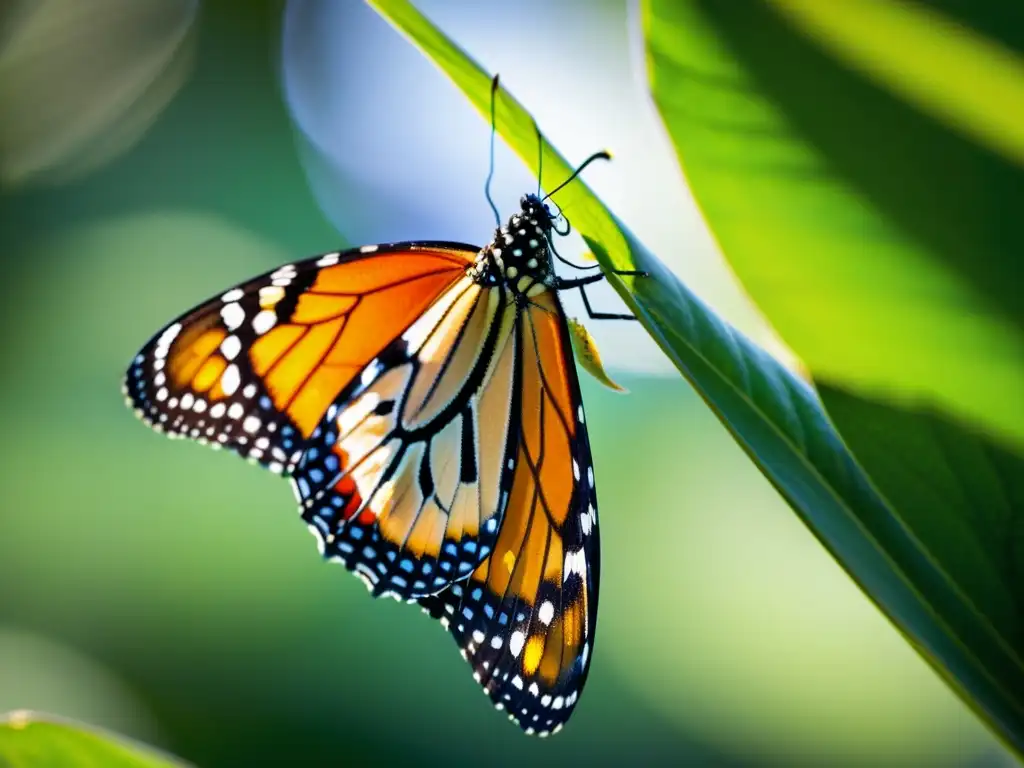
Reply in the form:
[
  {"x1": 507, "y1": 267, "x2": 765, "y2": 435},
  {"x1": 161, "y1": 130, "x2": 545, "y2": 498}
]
[
  {"x1": 124, "y1": 194, "x2": 603, "y2": 736},
  {"x1": 468, "y1": 193, "x2": 557, "y2": 294}
]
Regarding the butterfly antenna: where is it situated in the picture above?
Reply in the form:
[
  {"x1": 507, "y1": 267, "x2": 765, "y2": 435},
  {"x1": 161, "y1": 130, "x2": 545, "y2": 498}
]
[
  {"x1": 485, "y1": 75, "x2": 501, "y2": 226},
  {"x1": 541, "y1": 150, "x2": 611, "y2": 202},
  {"x1": 534, "y1": 119, "x2": 543, "y2": 197}
]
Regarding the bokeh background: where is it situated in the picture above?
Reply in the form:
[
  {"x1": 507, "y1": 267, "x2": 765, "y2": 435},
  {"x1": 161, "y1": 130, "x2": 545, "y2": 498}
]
[{"x1": 0, "y1": 1, "x2": 1014, "y2": 766}]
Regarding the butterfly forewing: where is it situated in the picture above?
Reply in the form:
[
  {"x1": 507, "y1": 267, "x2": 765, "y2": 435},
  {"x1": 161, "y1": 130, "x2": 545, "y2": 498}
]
[
  {"x1": 124, "y1": 244, "x2": 474, "y2": 473},
  {"x1": 419, "y1": 290, "x2": 600, "y2": 736}
]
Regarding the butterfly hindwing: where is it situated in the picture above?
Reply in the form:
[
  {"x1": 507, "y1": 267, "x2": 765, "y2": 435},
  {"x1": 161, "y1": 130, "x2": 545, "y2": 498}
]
[
  {"x1": 292, "y1": 277, "x2": 524, "y2": 599},
  {"x1": 419, "y1": 289, "x2": 600, "y2": 736},
  {"x1": 124, "y1": 244, "x2": 474, "y2": 474}
]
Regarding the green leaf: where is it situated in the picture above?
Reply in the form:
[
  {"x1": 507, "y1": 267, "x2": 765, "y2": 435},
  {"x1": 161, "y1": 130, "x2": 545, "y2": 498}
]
[
  {"x1": 818, "y1": 388, "x2": 1024, "y2": 657},
  {"x1": 643, "y1": 0, "x2": 1024, "y2": 453},
  {"x1": 770, "y1": 0, "x2": 1024, "y2": 167},
  {"x1": 0, "y1": 711, "x2": 190, "y2": 767},
  {"x1": 815, "y1": 388, "x2": 1024, "y2": 755},
  {"x1": 371, "y1": 0, "x2": 1024, "y2": 756}
]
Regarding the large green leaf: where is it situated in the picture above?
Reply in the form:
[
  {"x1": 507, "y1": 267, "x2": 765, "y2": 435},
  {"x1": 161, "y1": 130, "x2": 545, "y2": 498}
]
[
  {"x1": 643, "y1": 0, "x2": 1024, "y2": 453},
  {"x1": 643, "y1": 0, "x2": 1024, "y2": 754},
  {"x1": 813, "y1": 388, "x2": 1024, "y2": 756},
  {"x1": 818, "y1": 388, "x2": 1024, "y2": 656},
  {"x1": 0, "y1": 712, "x2": 190, "y2": 767},
  {"x1": 369, "y1": 0, "x2": 1024, "y2": 756}
]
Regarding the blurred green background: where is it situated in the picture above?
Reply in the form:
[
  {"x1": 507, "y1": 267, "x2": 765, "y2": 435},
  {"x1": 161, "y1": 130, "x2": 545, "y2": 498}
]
[{"x1": 0, "y1": 1, "x2": 1014, "y2": 766}]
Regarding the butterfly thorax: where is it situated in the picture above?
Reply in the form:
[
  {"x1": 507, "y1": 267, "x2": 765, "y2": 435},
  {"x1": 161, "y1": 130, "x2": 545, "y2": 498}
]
[{"x1": 469, "y1": 194, "x2": 555, "y2": 298}]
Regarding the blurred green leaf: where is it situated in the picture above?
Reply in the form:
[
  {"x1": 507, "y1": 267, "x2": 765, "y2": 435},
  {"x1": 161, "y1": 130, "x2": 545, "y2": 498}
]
[
  {"x1": 642, "y1": 0, "x2": 1024, "y2": 755},
  {"x1": 769, "y1": 0, "x2": 1024, "y2": 167},
  {"x1": 818, "y1": 387, "x2": 1024, "y2": 650},
  {"x1": 370, "y1": 0, "x2": 1024, "y2": 757},
  {"x1": 815, "y1": 388, "x2": 1024, "y2": 756},
  {"x1": 642, "y1": 0, "x2": 1024, "y2": 453},
  {"x1": 0, "y1": 712, "x2": 189, "y2": 767}
]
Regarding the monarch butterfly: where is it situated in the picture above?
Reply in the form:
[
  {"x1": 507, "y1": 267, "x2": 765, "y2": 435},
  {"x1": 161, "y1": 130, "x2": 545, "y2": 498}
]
[{"x1": 123, "y1": 82, "x2": 639, "y2": 737}]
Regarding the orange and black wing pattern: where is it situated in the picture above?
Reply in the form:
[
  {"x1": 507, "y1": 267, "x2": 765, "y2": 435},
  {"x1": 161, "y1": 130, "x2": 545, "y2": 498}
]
[
  {"x1": 126, "y1": 239, "x2": 603, "y2": 736},
  {"x1": 418, "y1": 289, "x2": 600, "y2": 736},
  {"x1": 291, "y1": 273, "x2": 519, "y2": 598},
  {"x1": 123, "y1": 243, "x2": 474, "y2": 474}
]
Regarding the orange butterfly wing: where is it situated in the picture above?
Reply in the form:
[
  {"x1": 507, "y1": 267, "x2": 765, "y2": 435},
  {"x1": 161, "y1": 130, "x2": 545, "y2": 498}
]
[
  {"x1": 124, "y1": 244, "x2": 474, "y2": 473},
  {"x1": 291, "y1": 273, "x2": 519, "y2": 598},
  {"x1": 127, "y1": 242, "x2": 603, "y2": 736},
  {"x1": 418, "y1": 288, "x2": 600, "y2": 736}
]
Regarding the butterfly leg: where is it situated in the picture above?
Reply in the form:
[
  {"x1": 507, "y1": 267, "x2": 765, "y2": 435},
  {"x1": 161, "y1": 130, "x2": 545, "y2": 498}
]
[
  {"x1": 577, "y1": 286, "x2": 636, "y2": 321},
  {"x1": 555, "y1": 270, "x2": 647, "y2": 289},
  {"x1": 555, "y1": 273, "x2": 646, "y2": 321}
]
